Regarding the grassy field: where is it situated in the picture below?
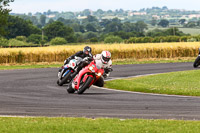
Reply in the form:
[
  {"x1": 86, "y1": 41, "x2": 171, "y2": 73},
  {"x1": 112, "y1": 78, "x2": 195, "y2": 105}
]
[
  {"x1": 105, "y1": 70, "x2": 200, "y2": 96},
  {"x1": 179, "y1": 28, "x2": 200, "y2": 35},
  {"x1": 0, "y1": 42, "x2": 200, "y2": 64},
  {"x1": 0, "y1": 57, "x2": 195, "y2": 70},
  {"x1": 148, "y1": 26, "x2": 200, "y2": 35},
  {"x1": 1, "y1": 117, "x2": 200, "y2": 133}
]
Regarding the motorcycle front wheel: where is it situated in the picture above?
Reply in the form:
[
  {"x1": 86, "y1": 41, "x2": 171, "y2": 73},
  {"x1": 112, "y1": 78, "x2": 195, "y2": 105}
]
[
  {"x1": 193, "y1": 56, "x2": 200, "y2": 68},
  {"x1": 67, "y1": 82, "x2": 75, "y2": 93},
  {"x1": 77, "y1": 76, "x2": 93, "y2": 94},
  {"x1": 57, "y1": 71, "x2": 72, "y2": 86}
]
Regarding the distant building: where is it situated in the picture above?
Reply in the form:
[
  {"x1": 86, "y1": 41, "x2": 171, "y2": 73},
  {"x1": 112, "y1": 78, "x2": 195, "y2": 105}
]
[
  {"x1": 188, "y1": 14, "x2": 200, "y2": 19},
  {"x1": 77, "y1": 15, "x2": 88, "y2": 20},
  {"x1": 128, "y1": 12, "x2": 147, "y2": 16},
  {"x1": 47, "y1": 15, "x2": 55, "y2": 18},
  {"x1": 152, "y1": 15, "x2": 160, "y2": 19}
]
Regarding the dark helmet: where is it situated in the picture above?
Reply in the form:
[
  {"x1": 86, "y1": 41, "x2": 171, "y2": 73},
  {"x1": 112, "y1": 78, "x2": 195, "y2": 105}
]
[{"x1": 83, "y1": 46, "x2": 92, "y2": 54}]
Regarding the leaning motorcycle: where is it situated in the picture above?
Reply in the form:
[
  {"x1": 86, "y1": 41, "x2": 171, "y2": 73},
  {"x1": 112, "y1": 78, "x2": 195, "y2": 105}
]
[
  {"x1": 193, "y1": 48, "x2": 200, "y2": 68},
  {"x1": 57, "y1": 57, "x2": 83, "y2": 86},
  {"x1": 66, "y1": 60, "x2": 104, "y2": 94}
]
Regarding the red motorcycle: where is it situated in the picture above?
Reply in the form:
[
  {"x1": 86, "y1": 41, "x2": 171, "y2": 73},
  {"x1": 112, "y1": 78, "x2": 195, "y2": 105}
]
[{"x1": 66, "y1": 60, "x2": 104, "y2": 94}]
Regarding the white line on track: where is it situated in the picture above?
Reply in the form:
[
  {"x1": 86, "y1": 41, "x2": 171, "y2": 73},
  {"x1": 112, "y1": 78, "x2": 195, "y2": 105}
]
[{"x1": 94, "y1": 73, "x2": 200, "y2": 98}]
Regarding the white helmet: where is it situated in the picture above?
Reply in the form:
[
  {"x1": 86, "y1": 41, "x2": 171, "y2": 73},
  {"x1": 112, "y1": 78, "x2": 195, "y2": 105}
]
[{"x1": 101, "y1": 51, "x2": 111, "y2": 64}]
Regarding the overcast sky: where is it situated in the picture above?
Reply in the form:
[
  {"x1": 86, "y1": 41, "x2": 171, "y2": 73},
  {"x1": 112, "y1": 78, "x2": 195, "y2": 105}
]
[{"x1": 9, "y1": 0, "x2": 200, "y2": 14}]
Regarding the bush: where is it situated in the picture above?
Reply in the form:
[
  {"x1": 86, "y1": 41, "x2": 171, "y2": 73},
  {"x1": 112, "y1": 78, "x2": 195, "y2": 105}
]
[
  {"x1": 27, "y1": 34, "x2": 48, "y2": 44},
  {"x1": 90, "y1": 37, "x2": 98, "y2": 42},
  {"x1": 50, "y1": 37, "x2": 67, "y2": 45},
  {"x1": 125, "y1": 37, "x2": 137, "y2": 43},
  {"x1": 0, "y1": 37, "x2": 9, "y2": 47},
  {"x1": 104, "y1": 36, "x2": 123, "y2": 43},
  {"x1": 16, "y1": 36, "x2": 27, "y2": 42},
  {"x1": 9, "y1": 39, "x2": 28, "y2": 46},
  {"x1": 187, "y1": 38, "x2": 197, "y2": 42}
]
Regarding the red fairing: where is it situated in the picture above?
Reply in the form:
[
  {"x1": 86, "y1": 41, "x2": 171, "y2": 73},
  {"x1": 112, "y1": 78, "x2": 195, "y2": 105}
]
[{"x1": 73, "y1": 61, "x2": 104, "y2": 90}]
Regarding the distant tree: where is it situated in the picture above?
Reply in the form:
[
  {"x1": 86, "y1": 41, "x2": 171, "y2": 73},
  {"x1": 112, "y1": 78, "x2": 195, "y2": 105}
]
[
  {"x1": 0, "y1": 0, "x2": 14, "y2": 36},
  {"x1": 99, "y1": 19, "x2": 112, "y2": 27},
  {"x1": 50, "y1": 37, "x2": 67, "y2": 45},
  {"x1": 151, "y1": 18, "x2": 157, "y2": 26},
  {"x1": 197, "y1": 20, "x2": 200, "y2": 26},
  {"x1": 179, "y1": 19, "x2": 186, "y2": 25},
  {"x1": 158, "y1": 19, "x2": 169, "y2": 27},
  {"x1": 43, "y1": 21, "x2": 75, "y2": 42},
  {"x1": 27, "y1": 34, "x2": 48, "y2": 44},
  {"x1": 96, "y1": 9, "x2": 104, "y2": 15},
  {"x1": 146, "y1": 29, "x2": 165, "y2": 37},
  {"x1": 82, "y1": 15, "x2": 98, "y2": 24},
  {"x1": 105, "y1": 22, "x2": 122, "y2": 33},
  {"x1": 82, "y1": 9, "x2": 91, "y2": 16},
  {"x1": 146, "y1": 28, "x2": 189, "y2": 37},
  {"x1": 57, "y1": 17, "x2": 65, "y2": 23},
  {"x1": 111, "y1": 31, "x2": 143, "y2": 39},
  {"x1": 86, "y1": 23, "x2": 97, "y2": 32},
  {"x1": 5, "y1": 16, "x2": 41, "y2": 39},
  {"x1": 87, "y1": 15, "x2": 98, "y2": 22},
  {"x1": 111, "y1": 18, "x2": 121, "y2": 24},
  {"x1": 40, "y1": 15, "x2": 46, "y2": 27},
  {"x1": 135, "y1": 21, "x2": 148, "y2": 32},
  {"x1": 162, "y1": 6, "x2": 168, "y2": 10},
  {"x1": 184, "y1": 21, "x2": 196, "y2": 28},
  {"x1": 122, "y1": 22, "x2": 136, "y2": 32},
  {"x1": 47, "y1": 18, "x2": 54, "y2": 24},
  {"x1": 30, "y1": 16, "x2": 39, "y2": 25},
  {"x1": 83, "y1": 32, "x2": 97, "y2": 40},
  {"x1": 104, "y1": 35, "x2": 123, "y2": 43},
  {"x1": 165, "y1": 27, "x2": 185, "y2": 36},
  {"x1": 107, "y1": 10, "x2": 113, "y2": 14}
]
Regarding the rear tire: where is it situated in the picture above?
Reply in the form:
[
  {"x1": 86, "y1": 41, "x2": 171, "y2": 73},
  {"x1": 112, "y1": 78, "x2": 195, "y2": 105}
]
[
  {"x1": 77, "y1": 76, "x2": 93, "y2": 94},
  {"x1": 193, "y1": 56, "x2": 200, "y2": 68},
  {"x1": 57, "y1": 71, "x2": 72, "y2": 86}
]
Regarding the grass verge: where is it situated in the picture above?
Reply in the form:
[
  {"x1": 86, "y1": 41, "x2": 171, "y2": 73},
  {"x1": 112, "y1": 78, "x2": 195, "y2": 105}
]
[
  {"x1": 105, "y1": 70, "x2": 200, "y2": 96},
  {"x1": 0, "y1": 117, "x2": 200, "y2": 133},
  {"x1": 0, "y1": 57, "x2": 195, "y2": 70}
]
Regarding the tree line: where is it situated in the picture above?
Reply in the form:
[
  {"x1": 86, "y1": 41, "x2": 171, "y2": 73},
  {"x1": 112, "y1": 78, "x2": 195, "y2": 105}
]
[{"x1": 0, "y1": 1, "x2": 197, "y2": 47}]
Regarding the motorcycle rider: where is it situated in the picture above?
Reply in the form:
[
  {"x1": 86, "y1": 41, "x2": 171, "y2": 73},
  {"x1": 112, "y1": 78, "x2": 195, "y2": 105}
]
[
  {"x1": 59, "y1": 46, "x2": 93, "y2": 79},
  {"x1": 64, "y1": 46, "x2": 93, "y2": 65},
  {"x1": 93, "y1": 51, "x2": 113, "y2": 87}
]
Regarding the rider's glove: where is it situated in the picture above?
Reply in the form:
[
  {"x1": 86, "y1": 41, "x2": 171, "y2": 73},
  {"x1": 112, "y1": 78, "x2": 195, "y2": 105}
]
[{"x1": 104, "y1": 68, "x2": 113, "y2": 74}]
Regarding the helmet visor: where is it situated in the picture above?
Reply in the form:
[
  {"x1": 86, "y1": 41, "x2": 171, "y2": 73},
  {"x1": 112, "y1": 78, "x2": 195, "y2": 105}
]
[{"x1": 102, "y1": 56, "x2": 110, "y2": 62}]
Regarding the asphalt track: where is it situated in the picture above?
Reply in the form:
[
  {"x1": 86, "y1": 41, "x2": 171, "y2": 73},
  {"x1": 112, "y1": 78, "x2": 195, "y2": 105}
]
[{"x1": 0, "y1": 62, "x2": 200, "y2": 120}]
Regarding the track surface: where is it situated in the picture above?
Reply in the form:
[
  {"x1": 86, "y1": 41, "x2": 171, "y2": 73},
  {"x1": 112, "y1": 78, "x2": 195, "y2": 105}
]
[{"x1": 0, "y1": 62, "x2": 200, "y2": 120}]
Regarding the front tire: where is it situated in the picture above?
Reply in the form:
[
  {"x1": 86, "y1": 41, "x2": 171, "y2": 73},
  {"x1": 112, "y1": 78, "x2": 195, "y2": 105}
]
[
  {"x1": 57, "y1": 71, "x2": 72, "y2": 86},
  {"x1": 77, "y1": 76, "x2": 93, "y2": 94},
  {"x1": 67, "y1": 82, "x2": 75, "y2": 93},
  {"x1": 193, "y1": 56, "x2": 200, "y2": 68}
]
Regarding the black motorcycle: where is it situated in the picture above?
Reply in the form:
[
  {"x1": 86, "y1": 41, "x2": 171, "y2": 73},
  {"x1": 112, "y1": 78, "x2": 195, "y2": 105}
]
[
  {"x1": 193, "y1": 48, "x2": 200, "y2": 68},
  {"x1": 57, "y1": 57, "x2": 83, "y2": 86}
]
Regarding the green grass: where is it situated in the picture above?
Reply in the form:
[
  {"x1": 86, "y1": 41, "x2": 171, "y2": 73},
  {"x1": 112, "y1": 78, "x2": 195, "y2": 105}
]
[
  {"x1": 105, "y1": 70, "x2": 200, "y2": 96},
  {"x1": 0, "y1": 58, "x2": 195, "y2": 70},
  {"x1": 0, "y1": 64, "x2": 61, "y2": 70},
  {"x1": 0, "y1": 117, "x2": 200, "y2": 133}
]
